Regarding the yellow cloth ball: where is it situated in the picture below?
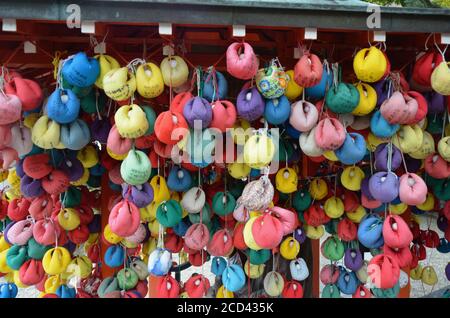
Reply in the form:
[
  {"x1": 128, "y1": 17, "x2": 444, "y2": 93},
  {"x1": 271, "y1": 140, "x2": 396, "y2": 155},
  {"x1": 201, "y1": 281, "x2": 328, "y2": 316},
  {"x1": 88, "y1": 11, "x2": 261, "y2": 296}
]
[
  {"x1": 95, "y1": 54, "x2": 120, "y2": 89},
  {"x1": 275, "y1": 167, "x2": 298, "y2": 194},
  {"x1": 77, "y1": 145, "x2": 99, "y2": 168},
  {"x1": 280, "y1": 237, "x2": 300, "y2": 260},
  {"x1": 353, "y1": 46, "x2": 387, "y2": 83},
  {"x1": 31, "y1": 116, "x2": 60, "y2": 149},
  {"x1": 231, "y1": 119, "x2": 251, "y2": 145},
  {"x1": 244, "y1": 260, "x2": 265, "y2": 279},
  {"x1": 341, "y1": 166, "x2": 365, "y2": 191},
  {"x1": 103, "y1": 67, "x2": 137, "y2": 101},
  {"x1": 324, "y1": 196, "x2": 345, "y2": 218},
  {"x1": 309, "y1": 178, "x2": 328, "y2": 200},
  {"x1": 304, "y1": 225, "x2": 324, "y2": 240},
  {"x1": 216, "y1": 285, "x2": 234, "y2": 298},
  {"x1": 160, "y1": 56, "x2": 189, "y2": 88},
  {"x1": 44, "y1": 275, "x2": 63, "y2": 294},
  {"x1": 114, "y1": 104, "x2": 149, "y2": 139},
  {"x1": 104, "y1": 224, "x2": 123, "y2": 244},
  {"x1": 284, "y1": 70, "x2": 303, "y2": 100},
  {"x1": 136, "y1": 62, "x2": 165, "y2": 99},
  {"x1": 416, "y1": 192, "x2": 435, "y2": 211},
  {"x1": 150, "y1": 176, "x2": 170, "y2": 204},
  {"x1": 243, "y1": 216, "x2": 262, "y2": 250},
  {"x1": 57, "y1": 208, "x2": 81, "y2": 231},
  {"x1": 243, "y1": 134, "x2": 275, "y2": 169},
  {"x1": 352, "y1": 82, "x2": 377, "y2": 116},
  {"x1": 42, "y1": 247, "x2": 71, "y2": 275},
  {"x1": 346, "y1": 205, "x2": 367, "y2": 223}
]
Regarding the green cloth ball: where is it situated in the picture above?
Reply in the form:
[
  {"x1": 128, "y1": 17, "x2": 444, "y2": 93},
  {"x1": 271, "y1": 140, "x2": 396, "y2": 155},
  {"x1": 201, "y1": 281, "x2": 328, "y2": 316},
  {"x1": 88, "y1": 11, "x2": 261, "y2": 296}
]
[
  {"x1": 424, "y1": 174, "x2": 442, "y2": 187},
  {"x1": 371, "y1": 283, "x2": 400, "y2": 298},
  {"x1": 322, "y1": 236, "x2": 345, "y2": 261},
  {"x1": 27, "y1": 238, "x2": 51, "y2": 260},
  {"x1": 212, "y1": 192, "x2": 236, "y2": 216},
  {"x1": 433, "y1": 179, "x2": 450, "y2": 201},
  {"x1": 188, "y1": 204, "x2": 212, "y2": 224},
  {"x1": 87, "y1": 174, "x2": 101, "y2": 188},
  {"x1": 61, "y1": 187, "x2": 82, "y2": 208},
  {"x1": 229, "y1": 181, "x2": 245, "y2": 199},
  {"x1": 0, "y1": 217, "x2": 12, "y2": 232},
  {"x1": 6, "y1": 245, "x2": 29, "y2": 270},
  {"x1": 21, "y1": 145, "x2": 44, "y2": 159},
  {"x1": 156, "y1": 199, "x2": 183, "y2": 228},
  {"x1": 97, "y1": 277, "x2": 119, "y2": 298},
  {"x1": 324, "y1": 219, "x2": 339, "y2": 235},
  {"x1": 249, "y1": 248, "x2": 270, "y2": 265},
  {"x1": 117, "y1": 268, "x2": 139, "y2": 291},
  {"x1": 142, "y1": 106, "x2": 156, "y2": 135},
  {"x1": 297, "y1": 210, "x2": 305, "y2": 224},
  {"x1": 293, "y1": 189, "x2": 312, "y2": 212},
  {"x1": 322, "y1": 284, "x2": 341, "y2": 298},
  {"x1": 325, "y1": 82, "x2": 359, "y2": 114},
  {"x1": 426, "y1": 114, "x2": 443, "y2": 135},
  {"x1": 120, "y1": 150, "x2": 151, "y2": 186},
  {"x1": 370, "y1": 248, "x2": 383, "y2": 257},
  {"x1": 273, "y1": 140, "x2": 287, "y2": 163},
  {"x1": 62, "y1": 77, "x2": 93, "y2": 98},
  {"x1": 80, "y1": 89, "x2": 106, "y2": 114}
]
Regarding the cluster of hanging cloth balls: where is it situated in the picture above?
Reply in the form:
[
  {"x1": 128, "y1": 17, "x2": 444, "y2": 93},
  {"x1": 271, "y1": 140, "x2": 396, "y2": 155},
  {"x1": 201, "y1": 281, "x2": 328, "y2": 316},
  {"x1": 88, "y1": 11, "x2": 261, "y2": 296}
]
[{"x1": 0, "y1": 39, "x2": 449, "y2": 298}]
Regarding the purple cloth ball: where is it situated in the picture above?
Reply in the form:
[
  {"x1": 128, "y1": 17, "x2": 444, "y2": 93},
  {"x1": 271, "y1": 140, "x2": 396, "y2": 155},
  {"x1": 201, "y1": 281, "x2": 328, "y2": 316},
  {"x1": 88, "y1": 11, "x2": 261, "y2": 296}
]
[{"x1": 236, "y1": 87, "x2": 265, "y2": 121}]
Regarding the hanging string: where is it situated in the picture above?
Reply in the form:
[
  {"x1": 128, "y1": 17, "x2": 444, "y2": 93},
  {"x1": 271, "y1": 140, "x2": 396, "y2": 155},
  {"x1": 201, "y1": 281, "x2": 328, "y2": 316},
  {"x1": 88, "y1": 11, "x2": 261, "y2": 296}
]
[
  {"x1": 89, "y1": 30, "x2": 109, "y2": 52},
  {"x1": 196, "y1": 67, "x2": 203, "y2": 98},
  {"x1": 204, "y1": 66, "x2": 218, "y2": 102},
  {"x1": 332, "y1": 63, "x2": 339, "y2": 89},
  {"x1": 146, "y1": 47, "x2": 164, "y2": 61},
  {"x1": 168, "y1": 43, "x2": 174, "y2": 107},
  {"x1": 33, "y1": 41, "x2": 54, "y2": 60},
  {"x1": 95, "y1": 89, "x2": 102, "y2": 120},
  {"x1": 384, "y1": 203, "x2": 388, "y2": 219},
  {"x1": 424, "y1": 33, "x2": 434, "y2": 51},
  {"x1": 334, "y1": 174, "x2": 338, "y2": 196},
  {"x1": 441, "y1": 110, "x2": 447, "y2": 140},
  {"x1": 109, "y1": 46, "x2": 129, "y2": 65},
  {"x1": 157, "y1": 154, "x2": 161, "y2": 176},
  {"x1": 434, "y1": 42, "x2": 448, "y2": 60},
  {"x1": 2, "y1": 42, "x2": 24, "y2": 67},
  {"x1": 157, "y1": 224, "x2": 164, "y2": 249},
  {"x1": 212, "y1": 53, "x2": 226, "y2": 69},
  {"x1": 394, "y1": 135, "x2": 409, "y2": 174},
  {"x1": 127, "y1": 58, "x2": 146, "y2": 75},
  {"x1": 387, "y1": 141, "x2": 393, "y2": 173},
  {"x1": 55, "y1": 57, "x2": 68, "y2": 90},
  {"x1": 272, "y1": 250, "x2": 276, "y2": 272},
  {"x1": 0, "y1": 67, "x2": 7, "y2": 97},
  {"x1": 106, "y1": 99, "x2": 113, "y2": 118}
]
